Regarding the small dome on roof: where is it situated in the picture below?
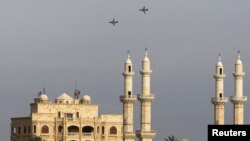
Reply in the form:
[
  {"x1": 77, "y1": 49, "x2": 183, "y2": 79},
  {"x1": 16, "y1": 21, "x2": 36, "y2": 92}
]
[
  {"x1": 56, "y1": 93, "x2": 73, "y2": 100},
  {"x1": 39, "y1": 94, "x2": 48, "y2": 100},
  {"x1": 83, "y1": 95, "x2": 91, "y2": 102}
]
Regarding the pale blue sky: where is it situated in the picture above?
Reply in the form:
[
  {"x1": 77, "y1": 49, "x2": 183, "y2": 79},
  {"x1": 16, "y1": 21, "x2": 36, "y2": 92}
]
[{"x1": 1, "y1": 0, "x2": 250, "y2": 141}]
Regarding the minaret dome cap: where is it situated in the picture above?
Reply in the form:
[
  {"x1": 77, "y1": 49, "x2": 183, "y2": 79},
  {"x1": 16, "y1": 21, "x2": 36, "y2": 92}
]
[
  {"x1": 126, "y1": 50, "x2": 132, "y2": 63},
  {"x1": 143, "y1": 48, "x2": 150, "y2": 62},
  {"x1": 217, "y1": 54, "x2": 223, "y2": 67},
  {"x1": 236, "y1": 50, "x2": 242, "y2": 65}
]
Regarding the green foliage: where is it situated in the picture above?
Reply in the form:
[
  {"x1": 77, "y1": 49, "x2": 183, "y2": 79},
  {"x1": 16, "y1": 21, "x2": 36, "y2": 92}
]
[{"x1": 164, "y1": 135, "x2": 179, "y2": 141}]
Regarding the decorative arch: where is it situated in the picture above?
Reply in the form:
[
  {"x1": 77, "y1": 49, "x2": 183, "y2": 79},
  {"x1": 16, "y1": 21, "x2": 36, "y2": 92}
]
[
  {"x1": 58, "y1": 126, "x2": 63, "y2": 133},
  {"x1": 110, "y1": 126, "x2": 117, "y2": 134},
  {"x1": 68, "y1": 125, "x2": 79, "y2": 133},
  {"x1": 82, "y1": 126, "x2": 94, "y2": 133},
  {"x1": 41, "y1": 125, "x2": 49, "y2": 133}
]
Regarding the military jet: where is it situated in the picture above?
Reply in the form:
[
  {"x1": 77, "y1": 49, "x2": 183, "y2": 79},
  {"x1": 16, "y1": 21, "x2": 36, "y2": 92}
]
[
  {"x1": 139, "y1": 6, "x2": 148, "y2": 14},
  {"x1": 109, "y1": 18, "x2": 118, "y2": 26}
]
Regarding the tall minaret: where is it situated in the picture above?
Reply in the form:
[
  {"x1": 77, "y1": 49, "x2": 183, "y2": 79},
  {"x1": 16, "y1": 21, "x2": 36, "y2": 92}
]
[
  {"x1": 211, "y1": 54, "x2": 228, "y2": 125},
  {"x1": 230, "y1": 51, "x2": 247, "y2": 124},
  {"x1": 137, "y1": 49, "x2": 156, "y2": 141},
  {"x1": 120, "y1": 51, "x2": 137, "y2": 141}
]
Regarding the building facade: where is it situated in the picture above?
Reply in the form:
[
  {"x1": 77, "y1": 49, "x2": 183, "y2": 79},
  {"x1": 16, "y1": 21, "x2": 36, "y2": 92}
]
[{"x1": 10, "y1": 50, "x2": 156, "y2": 141}]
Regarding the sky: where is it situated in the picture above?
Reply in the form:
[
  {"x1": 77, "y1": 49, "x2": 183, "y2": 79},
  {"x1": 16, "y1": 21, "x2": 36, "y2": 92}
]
[{"x1": 0, "y1": 0, "x2": 250, "y2": 141}]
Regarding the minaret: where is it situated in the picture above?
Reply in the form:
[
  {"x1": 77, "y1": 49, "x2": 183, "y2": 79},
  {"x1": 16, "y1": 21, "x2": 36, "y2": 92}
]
[
  {"x1": 120, "y1": 51, "x2": 137, "y2": 141},
  {"x1": 230, "y1": 51, "x2": 247, "y2": 124},
  {"x1": 137, "y1": 49, "x2": 156, "y2": 141},
  {"x1": 211, "y1": 54, "x2": 228, "y2": 125}
]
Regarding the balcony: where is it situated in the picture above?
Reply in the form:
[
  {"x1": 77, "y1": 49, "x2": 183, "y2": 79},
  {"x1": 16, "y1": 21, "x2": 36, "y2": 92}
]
[
  {"x1": 211, "y1": 97, "x2": 228, "y2": 103},
  {"x1": 230, "y1": 96, "x2": 247, "y2": 103}
]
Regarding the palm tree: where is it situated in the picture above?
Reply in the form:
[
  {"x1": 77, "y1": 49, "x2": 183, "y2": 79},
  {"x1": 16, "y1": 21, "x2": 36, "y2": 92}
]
[{"x1": 164, "y1": 135, "x2": 178, "y2": 141}]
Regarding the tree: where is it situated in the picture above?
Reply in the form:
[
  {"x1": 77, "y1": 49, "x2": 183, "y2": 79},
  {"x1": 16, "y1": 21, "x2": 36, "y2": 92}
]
[
  {"x1": 164, "y1": 135, "x2": 178, "y2": 141},
  {"x1": 30, "y1": 136, "x2": 42, "y2": 141}
]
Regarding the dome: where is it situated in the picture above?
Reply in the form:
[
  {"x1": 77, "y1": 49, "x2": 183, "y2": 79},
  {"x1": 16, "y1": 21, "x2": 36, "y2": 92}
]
[
  {"x1": 236, "y1": 58, "x2": 242, "y2": 65},
  {"x1": 143, "y1": 56, "x2": 149, "y2": 62},
  {"x1": 126, "y1": 58, "x2": 132, "y2": 64},
  {"x1": 39, "y1": 94, "x2": 48, "y2": 100},
  {"x1": 83, "y1": 95, "x2": 91, "y2": 102},
  {"x1": 56, "y1": 93, "x2": 73, "y2": 100},
  {"x1": 217, "y1": 61, "x2": 223, "y2": 67}
]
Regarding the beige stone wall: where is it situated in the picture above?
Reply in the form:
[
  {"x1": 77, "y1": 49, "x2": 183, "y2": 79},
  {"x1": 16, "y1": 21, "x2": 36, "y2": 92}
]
[{"x1": 11, "y1": 102, "x2": 123, "y2": 141}]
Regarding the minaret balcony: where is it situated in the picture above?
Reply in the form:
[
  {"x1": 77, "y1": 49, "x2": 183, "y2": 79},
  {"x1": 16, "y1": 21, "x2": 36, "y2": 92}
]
[
  {"x1": 230, "y1": 96, "x2": 247, "y2": 103},
  {"x1": 211, "y1": 97, "x2": 228, "y2": 104},
  {"x1": 136, "y1": 130, "x2": 156, "y2": 139},
  {"x1": 137, "y1": 94, "x2": 155, "y2": 102},
  {"x1": 124, "y1": 131, "x2": 136, "y2": 139},
  {"x1": 120, "y1": 95, "x2": 137, "y2": 103}
]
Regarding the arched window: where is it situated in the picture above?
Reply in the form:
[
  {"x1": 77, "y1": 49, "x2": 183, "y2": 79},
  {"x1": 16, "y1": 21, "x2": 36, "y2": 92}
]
[
  {"x1": 41, "y1": 125, "x2": 49, "y2": 133},
  {"x1": 102, "y1": 126, "x2": 105, "y2": 134},
  {"x1": 12, "y1": 126, "x2": 16, "y2": 134},
  {"x1": 82, "y1": 126, "x2": 94, "y2": 133},
  {"x1": 128, "y1": 66, "x2": 131, "y2": 72},
  {"x1": 68, "y1": 126, "x2": 79, "y2": 133},
  {"x1": 18, "y1": 126, "x2": 21, "y2": 134},
  {"x1": 97, "y1": 126, "x2": 99, "y2": 133},
  {"x1": 34, "y1": 125, "x2": 36, "y2": 133},
  {"x1": 58, "y1": 126, "x2": 63, "y2": 133},
  {"x1": 220, "y1": 68, "x2": 223, "y2": 75},
  {"x1": 58, "y1": 111, "x2": 61, "y2": 118},
  {"x1": 24, "y1": 126, "x2": 26, "y2": 134},
  {"x1": 110, "y1": 126, "x2": 117, "y2": 134}
]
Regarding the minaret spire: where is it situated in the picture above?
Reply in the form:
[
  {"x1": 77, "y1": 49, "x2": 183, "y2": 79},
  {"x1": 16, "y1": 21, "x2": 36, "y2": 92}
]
[
  {"x1": 120, "y1": 51, "x2": 137, "y2": 141},
  {"x1": 230, "y1": 51, "x2": 247, "y2": 124},
  {"x1": 42, "y1": 82, "x2": 46, "y2": 94},
  {"x1": 211, "y1": 53, "x2": 228, "y2": 125},
  {"x1": 137, "y1": 49, "x2": 156, "y2": 141}
]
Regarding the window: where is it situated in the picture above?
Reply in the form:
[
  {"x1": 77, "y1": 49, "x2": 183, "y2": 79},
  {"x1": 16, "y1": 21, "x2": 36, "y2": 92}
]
[
  {"x1": 110, "y1": 126, "x2": 117, "y2": 134},
  {"x1": 219, "y1": 68, "x2": 223, "y2": 75},
  {"x1": 82, "y1": 126, "x2": 94, "y2": 133},
  {"x1": 24, "y1": 126, "x2": 26, "y2": 134},
  {"x1": 128, "y1": 91, "x2": 131, "y2": 96},
  {"x1": 76, "y1": 112, "x2": 79, "y2": 118},
  {"x1": 68, "y1": 126, "x2": 79, "y2": 133},
  {"x1": 66, "y1": 113, "x2": 73, "y2": 118},
  {"x1": 28, "y1": 126, "x2": 31, "y2": 133},
  {"x1": 97, "y1": 126, "x2": 99, "y2": 133},
  {"x1": 18, "y1": 126, "x2": 21, "y2": 134},
  {"x1": 58, "y1": 126, "x2": 63, "y2": 133},
  {"x1": 12, "y1": 126, "x2": 16, "y2": 134},
  {"x1": 128, "y1": 66, "x2": 131, "y2": 72},
  {"x1": 102, "y1": 126, "x2": 105, "y2": 134},
  {"x1": 41, "y1": 125, "x2": 49, "y2": 134},
  {"x1": 34, "y1": 125, "x2": 36, "y2": 133},
  {"x1": 219, "y1": 93, "x2": 223, "y2": 98},
  {"x1": 58, "y1": 112, "x2": 61, "y2": 118}
]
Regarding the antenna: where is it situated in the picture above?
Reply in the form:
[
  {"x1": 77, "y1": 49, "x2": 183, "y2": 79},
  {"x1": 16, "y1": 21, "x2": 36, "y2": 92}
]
[
  {"x1": 218, "y1": 53, "x2": 221, "y2": 61},
  {"x1": 127, "y1": 50, "x2": 130, "y2": 59},
  {"x1": 145, "y1": 48, "x2": 148, "y2": 57},
  {"x1": 74, "y1": 81, "x2": 80, "y2": 99},
  {"x1": 43, "y1": 82, "x2": 46, "y2": 94},
  {"x1": 237, "y1": 49, "x2": 241, "y2": 59}
]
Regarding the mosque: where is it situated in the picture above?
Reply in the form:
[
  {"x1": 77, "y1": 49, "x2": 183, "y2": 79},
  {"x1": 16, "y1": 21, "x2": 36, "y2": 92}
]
[
  {"x1": 211, "y1": 51, "x2": 247, "y2": 125},
  {"x1": 10, "y1": 50, "x2": 156, "y2": 141}
]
